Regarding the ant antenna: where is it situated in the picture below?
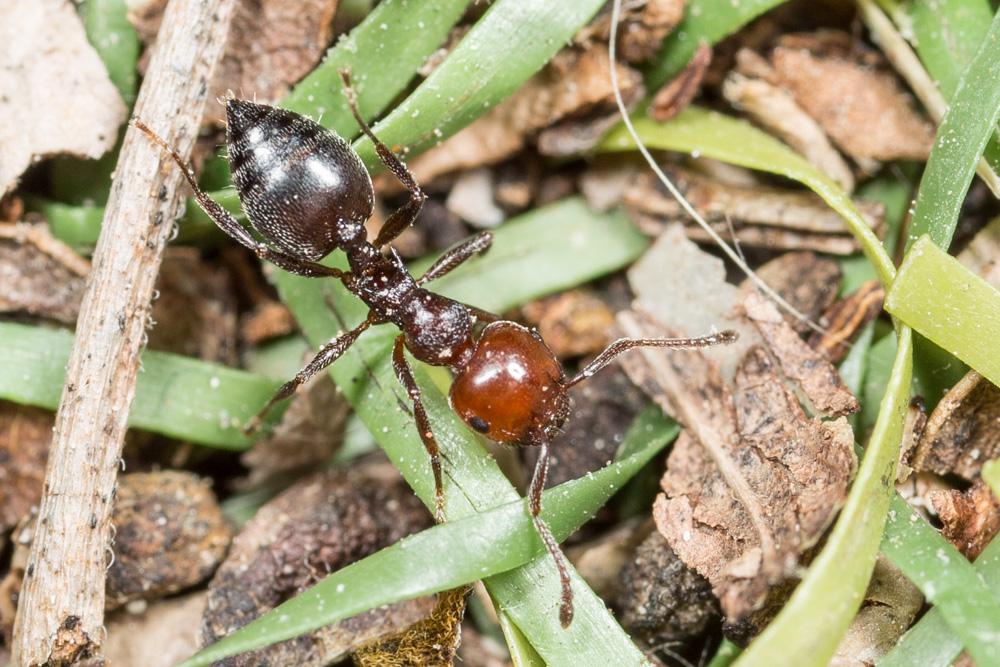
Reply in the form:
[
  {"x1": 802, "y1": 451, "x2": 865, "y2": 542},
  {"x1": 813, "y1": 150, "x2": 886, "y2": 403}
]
[{"x1": 607, "y1": 0, "x2": 828, "y2": 337}]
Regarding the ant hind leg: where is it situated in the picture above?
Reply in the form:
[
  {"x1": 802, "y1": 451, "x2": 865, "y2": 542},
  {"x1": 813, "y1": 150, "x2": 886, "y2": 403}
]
[{"x1": 528, "y1": 441, "x2": 574, "y2": 627}]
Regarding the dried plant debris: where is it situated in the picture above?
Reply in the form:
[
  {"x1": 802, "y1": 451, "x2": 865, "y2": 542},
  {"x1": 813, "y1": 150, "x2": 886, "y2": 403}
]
[
  {"x1": 202, "y1": 465, "x2": 433, "y2": 666},
  {"x1": 104, "y1": 592, "x2": 207, "y2": 667},
  {"x1": 618, "y1": 228, "x2": 857, "y2": 622},
  {"x1": 407, "y1": 43, "x2": 644, "y2": 184},
  {"x1": 930, "y1": 480, "x2": 1000, "y2": 561},
  {"x1": 352, "y1": 586, "x2": 470, "y2": 667},
  {"x1": 622, "y1": 168, "x2": 884, "y2": 255},
  {"x1": 454, "y1": 625, "x2": 510, "y2": 667},
  {"x1": 0, "y1": 0, "x2": 126, "y2": 195},
  {"x1": 567, "y1": 519, "x2": 648, "y2": 602},
  {"x1": 0, "y1": 403, "x2": 51, "y2": 532},
  {"x1": 0, "y1": 517, "x2": 33, "y2": 643},
  {"x1": 958, "y1": 216, "x2": 1000, "y2": 288},
  {"x1": 737, "y1": 251, "x2": 841, "y2": 335},
  {"x1": 831, "y1": 555, "x2": 922, "y2": 666},
  {"x1": 445, "y1": 168, "x2": 505, "y2": 229},
  {"x1": 520, "y1": 288, "x2": 615, "y2": 360},
  {"x1": 525, "y1": 367, "x2": 647, "y2": 490},
  {"x1": 740, "y1": 31, "x2": 934, "y2": 167},
  {"x1": 617, "y1": 529, "x2": 719, "y2": 647},
  {"x1": 129, "y1": 0, "x2": 339, "y2": 125},
  {"x1": 913, "y1": 371, "x2": 1000, "y2": 481},
  {"x1": 578, "y1": 0, "x2": 686, "y2": 64},
  {"x1": 808, "y1": 280, "x2": 885, "y2": 364},
  {"x1": 240, "y1": 374, "x2": 349, "y2": 489},
  {"x1": 0, "y1": 222, "x2": 90, "y2": 323},
  {"x1": 107, "y1": 471, "x2": 232, "y2": 609},
  {"x1": 650, "y1": 43, "x2": 712, "y2": 124},
  {"x1": 148, "y1": 248, "x2": 238, "y2": 364}
]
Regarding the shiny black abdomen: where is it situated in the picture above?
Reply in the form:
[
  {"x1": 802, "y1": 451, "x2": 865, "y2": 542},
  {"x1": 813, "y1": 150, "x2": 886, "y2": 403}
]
[{"x1": 226, "y1": 100, "x2": 374, "y2": 261}]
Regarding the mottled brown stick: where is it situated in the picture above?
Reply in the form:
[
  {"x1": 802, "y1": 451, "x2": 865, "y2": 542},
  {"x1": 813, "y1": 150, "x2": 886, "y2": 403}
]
[{"x1": 11, "y1": 0, "x2": 235, "y2": 664}]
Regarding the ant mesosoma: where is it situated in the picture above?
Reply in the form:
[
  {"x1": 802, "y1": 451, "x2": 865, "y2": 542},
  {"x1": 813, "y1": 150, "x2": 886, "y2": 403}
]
[{"x1": 132, "y1": 71, "x2": 737, "y2": 627}]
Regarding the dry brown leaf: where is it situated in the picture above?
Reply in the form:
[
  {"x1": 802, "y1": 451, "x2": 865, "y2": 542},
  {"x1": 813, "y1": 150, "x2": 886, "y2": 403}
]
[
  {"x1": 617, "y1": 529, "x2": 718, "y2": 647},
  {"x1": 913, "y1": 371, "x2": 1000, "y2": 481},
  {"x1": 737, "y1": 251, "x2": 841, "y2": 335},
  {"x1": 578, "y1": 0, "x2": 686, "y2": 64},
  {"x1": 129, "y1": 0, "x2": 339, "y2": 125},
  {"x1": 202, "y1": 464, "x2": 433, "y2": 666},
  {"x1": 352, "y1": 587, "x2": 469, "y2": 667},
  {"x1": 618, "y1": 228, "x2": 857, "y2": 622},
  {"x1": 520, "y1": 289, "x2": 615, "y2": 360},
  {"x1": 930, "y1": 480, "x2": 1000, "y2": 560},
  {"x1": 107, "y1": 472, "x2": 232, "y2": 609},
  {"x1": 0, "y1": 222, "x2": 90, "y2": 323},
  {"x1": 650, "y1": 43, "x2": 712, "y2": 123},
  {"x1": 831, "y1": 555, "x2": 922, "y2": 666},
  {"x1": 104, "y1": 592, "x2": 207, "y2": 667},
  {"x1": 0, "y1": 403, "x2": 51, "y2": 532},
  {"x1": 769, "y1": 31, "x2": 935, "y2": 163},
  {"x1": 0, "y1": 0, "x2": 126, "y2": 194},
  {"x1": 623, "y1": 168, "x2": 884, "y2": 255},
  {"x1": 240, "y1": 373, "x2": 349, "y2": 488},
  {"x1": 808, "y1": 280, "x2": 885, "y2": 364}
]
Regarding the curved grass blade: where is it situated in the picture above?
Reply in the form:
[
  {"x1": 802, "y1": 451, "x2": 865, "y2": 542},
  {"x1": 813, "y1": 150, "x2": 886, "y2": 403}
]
[
  {"x1": 878, "y1": 495, "x2": 1000, "y2": 666},
  {"x1": 644, "y1": 0, "x2": 787, "y2": 89},
  {"x1": 597, "y1": 106, "x2": 914, "y2": 667},
  {"x1": 178, "y1": 414, "x2": 675, "y2": 666},
  {"x1": 351, "y1": 0, "x2": 607, "y2": 165},
  {"x1": 906, "y1": 8, "x2": 1000, "y2": 250},
  {"x1": 0, "y1": 322, "x2": 280, "y2": 448}
]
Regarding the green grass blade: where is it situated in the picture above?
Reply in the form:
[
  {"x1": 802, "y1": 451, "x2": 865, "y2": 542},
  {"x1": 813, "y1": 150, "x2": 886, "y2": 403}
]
[
  {"x1": 879, "y1": 496, "x2": 1000, "y2": 666},
  {"x1": 0, "y1": 322, "x2": 279, "y2": 448},
  {"x1": 178, "y1": 415, "x2": 674, "y2": 666},
  {"x1": 886, "y1": 236, "x2": 1000, "y2": 388},
  {"x1": 906, "y1": 8, "x2": 1000, "y2": 250},
  {"x1": 985, "y1": 459, "x2": 1000, "y2": 499},
  {"x1": 80, "y1": 0, "x2": 139, "y2": 106},
  {"x1": 599, "y1": 108, "x2": 895, "y2": 285},
  {"x1": 644, "y1": 0, "x2": 788, "y2": 89},
  {"x1": 351, "y1": 0, "x2": 607, "y2": 165}
]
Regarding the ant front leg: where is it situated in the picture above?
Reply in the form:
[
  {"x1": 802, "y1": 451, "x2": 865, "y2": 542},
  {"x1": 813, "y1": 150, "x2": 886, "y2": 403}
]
[
  {"x1": 418, "y1": 232, "x2": 493, "y2": 286},
  {"x1": 339, "y1": 70, "x2": 427, "y2": 247},
  {"x1": 244, "y1": 315, "x2": 376, "y2": 434},
  {"x1": 528, "y1": 441, "x2": 574, "y2": 628},
  {"x1": 130, "y1": 119, "x2": 346, "y2": 280},
  {"x1": 392, "y1": 335, "x2": 447, "y2": 523}
]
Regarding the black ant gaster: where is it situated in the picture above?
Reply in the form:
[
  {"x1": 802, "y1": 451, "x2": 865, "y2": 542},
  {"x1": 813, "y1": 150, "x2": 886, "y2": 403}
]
[{"x1": 133, "y1": 71, "x2": 736, "y2": 628}]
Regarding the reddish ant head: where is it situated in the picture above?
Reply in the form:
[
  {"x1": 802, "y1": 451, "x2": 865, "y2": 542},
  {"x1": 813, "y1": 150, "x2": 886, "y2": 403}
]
[
  {"x1": 449, "y1": 322, "x2": 570, "y2": 445},
  {"x1": 226, "y1": 99, "x2": 374, "y2": 260}
]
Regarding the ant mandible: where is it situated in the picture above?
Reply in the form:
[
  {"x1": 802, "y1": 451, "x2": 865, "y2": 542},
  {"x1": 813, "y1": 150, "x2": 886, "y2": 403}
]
[{"x1": 132, "y1": 70, "x2": 737, "y2": 628}]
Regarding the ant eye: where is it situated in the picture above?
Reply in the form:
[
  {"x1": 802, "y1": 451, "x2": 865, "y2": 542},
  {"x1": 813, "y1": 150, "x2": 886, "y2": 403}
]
[{"x1": 469, "y1": 416, "x2": 489, "y2": 434}]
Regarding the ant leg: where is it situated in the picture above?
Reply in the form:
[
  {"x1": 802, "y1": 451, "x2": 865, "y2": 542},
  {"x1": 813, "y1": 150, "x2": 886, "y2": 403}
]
[
  {"x1": 338, "y1": 70, "x2": 427, "y2": 247},
  {"x1": 566, "y1": 330, "x2": 739, "y2": 388},
  {"x1": 528, "y1": 442, "x2": 574, "y2": 627},
  {"x1": 392, "y1": 335, "x2": 446, "y2": 523},
  {"x1": 417, "y1": 232, "x2": 493, "y2": 286},
  {"x1": 130, "y1": 119, "x2": 346, "y2": 280},
  {"x1": 244, "y1": 316, "x2": 375, "y2": 434}
]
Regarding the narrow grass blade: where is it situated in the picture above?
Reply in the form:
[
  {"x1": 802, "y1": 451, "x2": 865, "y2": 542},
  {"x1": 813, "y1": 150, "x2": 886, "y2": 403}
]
[
  {"x1": 906, "y1": 8, "x2": 1000, "y2": 250},
  {"x1": 644, "y1": 0, "x2": 788, "y2": 89},
  {"x1": 178, "y1": 416, "x2": 674, "y2": 666},
  {"x1": 985, "y1": 459, "x2": 1000, "y2": 500},
  {"x1": 351, "y1": 0, "x2": 607, "y2": 165},
  {"x1": 879, "y1": 496, "x2": 1000, "y2": 666},
  {"x1": 886, "y1": 235, "x2": 1000, "y2": 388},
  {"x1": 0, "y1": 322, "x2": 280, "y2": 448}
]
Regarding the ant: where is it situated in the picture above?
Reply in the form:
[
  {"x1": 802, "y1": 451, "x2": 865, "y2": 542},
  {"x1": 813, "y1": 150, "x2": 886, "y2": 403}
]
[{"x1": 132, "y1": 70, "x2": 737, "y2": 628}]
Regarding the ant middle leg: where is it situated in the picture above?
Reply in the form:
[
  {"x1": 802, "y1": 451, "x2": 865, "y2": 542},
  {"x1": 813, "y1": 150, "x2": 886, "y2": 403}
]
[
  {"x1": 338, "y1": 70, "x2": 427, "y2": 247},
  {"x1": 392, "y1": 335, "x2": 447, "y2": 523},
  {"x1": 565, "y1": 330, "x2": 739, "y2": 388},
  {"x1": 244, "y1": 315, "x2": 376, "y2": 434},
  {"x1": 527, "y1": 441, "x2": 574, "y2": 628},
  {"x1": 130, "y1": 119, "x2": 347, "y2": 280}
]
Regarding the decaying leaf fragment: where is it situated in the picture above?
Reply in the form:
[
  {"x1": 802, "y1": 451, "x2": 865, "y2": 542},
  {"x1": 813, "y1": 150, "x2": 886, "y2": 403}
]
[
  {"x1": 737, "y1": 250, "x2": 841, "y2": 335},
  {"x1": 913, "y1": 371, "x2": 1000, "y2": 481},
  {"x1": 202, "y1": 465, "x2": 433, "y2": 666},
  {"x1": 0, "y1": 0, "x2": 126, "y2": 194},
  {"x1": 622, "y1": 167, "x2": 884, "y2": 255},
  {"x1": 808, "y1": 280, "x2": 885, "y2": 364},
  {"x1": 0, "y1": 222, "x2": 90, "y2": 323},
  {"x1": 618, "y1": 227, "x2": 857, "y2": 622},
  {"x1": 520, "y1": 288, "x2": 615, "y2": 360},
  {"x1": 0, "y1": 403, "x2": 51, "y2": 533},
  {"x1": 930, "y1": 480, "x2": 1000, "y2": 560},
  {"x1": 104, "y1": 592, "x2": 206, "y2": 667},
  {"x1": 650, "y1": 43, "x2": 712, "y2": 124},
  {"x1": 577, "y1": 0, "x2": 686, "y2": 64}
]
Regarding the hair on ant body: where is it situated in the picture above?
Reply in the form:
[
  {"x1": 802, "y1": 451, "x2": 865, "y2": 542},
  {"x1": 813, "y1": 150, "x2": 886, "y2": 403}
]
[{"x1": 132, "y1": 70, "x2": 736, "y2": 628}]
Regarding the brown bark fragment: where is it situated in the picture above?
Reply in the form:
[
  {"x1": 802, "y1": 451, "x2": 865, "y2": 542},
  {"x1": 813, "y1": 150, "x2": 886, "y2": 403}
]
[
  {"x1": 0, "y1": 222, "x2": 90, "y2": 324},
  {"x1": 808, "y1": 280, "x2": 885, "y2": 364},
  {"x1": 0, "y1": 404, "x2": 51, "y2": 533},
  {"x1": 520, "y1": 289, "x2": 615, "y2": 360},
  {"x1": 578, "y1": 0, "x2": 686, "y2": 64},
  {"x1": 738, "y1": 251, "x2": 841, "y2": 335},
  {"x1": 650, "y1": 43, "x2": 712, "y2": 123},
  {"x1": 930, "y1": 480, "x2": 1000, "y2": 560},
  {"x1": 913, "y1": 371, "x2": 1000, "y2": 481},
  {"x1": 0, "y1": 0, "x2": 126, "y2": 195},
  {"x1": 104, "y1": 592, "x2": 206, "y2": 667}
]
